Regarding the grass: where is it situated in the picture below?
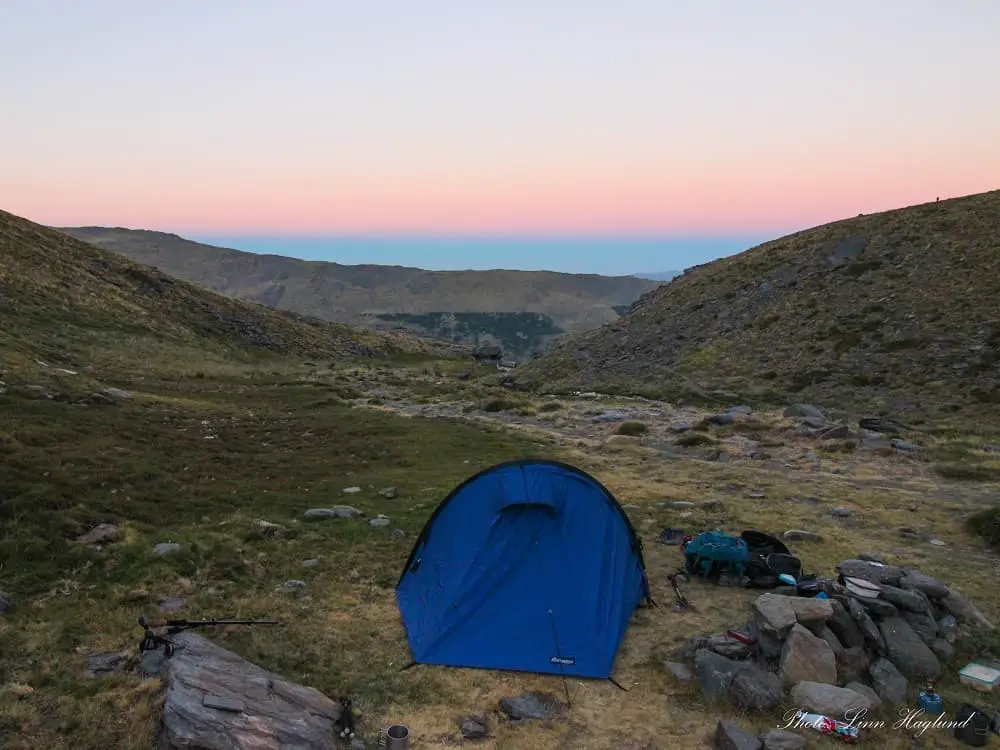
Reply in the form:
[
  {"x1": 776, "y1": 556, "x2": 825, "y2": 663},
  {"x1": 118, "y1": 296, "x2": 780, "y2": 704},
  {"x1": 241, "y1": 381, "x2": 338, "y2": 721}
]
[{"x1": 616, "y1": 421, "x2": 648, "y2": 436}]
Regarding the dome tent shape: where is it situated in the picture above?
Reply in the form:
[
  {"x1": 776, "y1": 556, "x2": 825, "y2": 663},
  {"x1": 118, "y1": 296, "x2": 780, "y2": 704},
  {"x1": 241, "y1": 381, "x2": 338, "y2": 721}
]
[{"x1": 395, "y1": 459, "x2": 652, "y2": 679}]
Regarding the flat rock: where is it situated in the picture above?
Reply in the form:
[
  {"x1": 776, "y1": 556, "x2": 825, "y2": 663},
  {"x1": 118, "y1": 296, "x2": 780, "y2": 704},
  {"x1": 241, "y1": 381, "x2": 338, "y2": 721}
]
[
  {"x1": 869, "y1": 657, "x2": 908, "y2": 704},
  {"x1": 783, "y1": 530, "x2": 823, "y2": 543},
  {"x1": 759, "y1": 729, "x2": 806, "y2": 750},
  {"x1": 378, "y1": 487, "x2": 397, "y2": 499},
  {"x1": 705, "y1": 634, "x2": 752, "y2": 660},
  {"x1": 695, "y1": 649, "x2": 741, "y2": 699},
  {"x1": 789, "y1": 682, "x2": 874, "y2": 719},
  {"x1": 839, "y1": 559, "x2": 902, "y2": 586},
  {"x1": 715, "y1": 720, "x2": 761, "y2": 750},
  {"x1": 780, "y1": 624, "x2": 837, "y2": 685},
  {"x1": 341, "y1": 486, "x2": 362, "y2": 494},
  {"x1": 853, "y1": 595, "x2": 898, "y2": 618},
  {"x1": 753, "y1": 594, "x2": 797, "y2": 638},
  {"x1": 879, "y1": 584, "x2": 931, "y2": 613},
  {"x1": 847, "y1": 598, "x2": 886, "y2": 652},
  {"x1": 663, "y1": 661, "x2": 695, "y2": 682},
  {"x1": 276, "y1": 580, "x2": 306, "y2": 593},
  {"x1": 899, "y1": 570, "x2": 950, "y2": 599},
  {"x1": 878, "y1": 616, "x2": 941, "y2": 680},
  {"x1": 499, "y1": 692, "x2": 567, "y2": 721},
  {"x1": 302, "y1": 506, "x2": 361, "y2": 520},
  {"x1": 369, "y1": 516, "x2": 391, "y2": 528},
  {"x1": 159, "y1": 631, "x2": 341, "y2": 749},
  {"x1": 83, "y1": 651, "x2": 129, "y2": 680},
  {"x1": 458, "y1": 714, "x2": 489, "y2": 739},
  {"x1": 788, "y1": 597, "x2": 833, "y2": 624},
  {"x1": 154, "y1": 542, "x2": 181, "y2": 556}
]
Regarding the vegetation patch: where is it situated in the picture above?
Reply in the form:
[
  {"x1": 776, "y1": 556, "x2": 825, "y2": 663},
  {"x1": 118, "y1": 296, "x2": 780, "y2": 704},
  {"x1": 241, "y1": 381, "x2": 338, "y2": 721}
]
[{"x1": 615, "y1": 421, "x2": 648, "y2": 436}]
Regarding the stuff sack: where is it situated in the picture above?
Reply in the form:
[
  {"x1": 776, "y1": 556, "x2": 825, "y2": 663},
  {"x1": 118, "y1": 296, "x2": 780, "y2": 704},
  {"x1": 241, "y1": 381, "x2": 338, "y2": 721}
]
[
  {"x1": 740, "y1": 530, "x2": 803, "y2": 588},
  {"x1": 683, "y1": 531, "x2": 749, "y2": 580}
]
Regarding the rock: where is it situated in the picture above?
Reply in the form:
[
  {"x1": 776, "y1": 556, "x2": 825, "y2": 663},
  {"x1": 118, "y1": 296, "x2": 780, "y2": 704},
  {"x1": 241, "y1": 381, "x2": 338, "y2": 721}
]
[
  {"x1": 816, "y1": 626, "x2": 844, "y2": 656},
  {"x1": 301, "y1": 558, "x2": 320, "y2": 567},
  {"x1": 780, "y1": 624, "x2": 837, "y2": 686},
  {"x1": 705, "y1": 634, "x2": 752, "y2": 660},
  {"x1": 829, "y1": 507, "x2": 852, "y2": 518},
  {"x1": 458, "y1": 714, "x2": 489, "y2": 739},
  {"x1": 153, "y1": 542, "x2": 181, "y2": 556},
  {"x1": 670, "y1": 500, "x2": 696, "y2": 509},
  {"x1": 902, "y1": 611, "x2": 938, "y2": 646},
  {"x1": 891, "y1": 439, "x2": 919, "y2": 452},
  {"x1": 103, "y1": 387, "x2": 133, "y2": 400},
  {"x1": 663, "y1": 661, "x2": 695, "y2": 683},
  {"x1": 158, "y1": 596, "x2": 187, "y2": 612},
  {"x1": 844, "y1": 682, "x2": 882, "y2": 712},
  {"x1": 276, "y1": 580, "x2": 307, "y2": 593},
  {"x1": 76, "y1": 523, "x2": 120, "y2": 546},
  {"x1": 878, "y1": 616, "x2": 941, "y2": 679},
  {"x1": 253, "y1": 519, "x2": 286, "y2": 538},
  {"x1": 303, "y1": 506, "x2": 362, "y2": 520},
  {"x1": 758, "y1": 729, "x2": 806, "y2": 750},
  {"x1": 0, "y1": 591, "x2": 15, "y2": 615},
  {"x1": 342, "y1": 486, "x2": 362, "y2": 494},
  {"x1": 378, "y1": 487, "x2": 397, "y2": 499},
  {"x1": 847, "y1": 598, "x2": 885, "y2": 652},
  {"x1": 930, "y1": 639, "x2": 954, "y2": 663},
  {"x1": 715, "y1": 720, "x2": 761, "y2": 750},
  {"x1": 879, "y1": 584, "x2": 932, "y2": 613},
  {"x1": 899, "y1": 570, "x2": 950, "y2": 599},
  {"x1": 937, "y1": 615, "x2": 958, "y2": 639},
  {"x1": 729, "y1": 664, "x2": 784, "y2": 712},
  {"x1": 783, "y1": 530, "x2": 823, "y2": 543},
  {"x1": 788, "y1": 597, "x2": 833, "y2": 624},
  {"x1": 159, "y1": 631, "x2": 342, "y2": 749},
  {"x1": 753, "y1": 594, "x2": 797, "y2": 638},
  {"x1": 869, "y1": 657, "x2": 908, "y2": 704},
  {"x1": 369, "y1": 516, "x2": 391, "y2": 528},
  {"x1": 138, "y1": 649, "x2": 167, "y2": 677},
  {"x1": 83, "y1": 651, "x2": 129, "y2": 679},
  {"x1": 854, "y1": 596, "x2": 898, "y2": 618},
  {"x1": 839, "y1": 559, "x2": 903, "y2": 586},
  {"x1": 827, "y1": 599, "x2": 865, "y2": 649},
  {"x1": 836, "y1": 647, "x2": 871, "y2": 685},
  {"x1": 707, "y1": 413, "x2": 736, "y2": 426},
  {"x1": 784, "y1": 404, "x2": 826, "y2": 420},
  {"x1": 499, "y1": 692, "x2": 567, "y2": 721},
  {"x1": 745, "y1": 618, "x2": 784, "y2": 661},
  {"x1": 940, "y1": 591, "x2": 995, "y2": 630},
  {"x1": 788, "y1": 682, "x2": 874, "y2": 719},
  {"x1": 695, "y1": 649, "x2": 741, "y2": 699}
]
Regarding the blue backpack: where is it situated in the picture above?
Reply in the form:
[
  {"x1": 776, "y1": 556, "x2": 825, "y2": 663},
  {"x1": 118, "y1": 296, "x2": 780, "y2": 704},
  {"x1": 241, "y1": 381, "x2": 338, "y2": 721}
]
[{"x1": 683, "y1": 531, "x2": 749, "y2": 579}]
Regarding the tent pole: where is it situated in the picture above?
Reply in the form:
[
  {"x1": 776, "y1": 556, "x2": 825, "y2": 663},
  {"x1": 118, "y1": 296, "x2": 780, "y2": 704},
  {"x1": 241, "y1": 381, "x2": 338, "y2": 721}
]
[
  {"x1": 547, "y1": 609, "x2": 573, "y2": 708},
  {"x1": 608, "y1": 677, "x2": 629, "y2": 692}
]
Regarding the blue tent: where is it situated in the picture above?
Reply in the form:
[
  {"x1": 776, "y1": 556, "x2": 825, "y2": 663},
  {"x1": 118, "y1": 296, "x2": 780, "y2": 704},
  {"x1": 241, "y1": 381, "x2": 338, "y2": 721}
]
[{"x1": 395, "y1": 459, "x2": 652, "y2": 679}]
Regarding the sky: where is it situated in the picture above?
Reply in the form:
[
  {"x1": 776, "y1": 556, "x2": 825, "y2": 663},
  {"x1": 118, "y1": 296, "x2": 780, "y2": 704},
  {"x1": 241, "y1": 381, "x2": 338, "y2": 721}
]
[{"x1": 1, "y1": 0, "x2": 999, "y2": 274}]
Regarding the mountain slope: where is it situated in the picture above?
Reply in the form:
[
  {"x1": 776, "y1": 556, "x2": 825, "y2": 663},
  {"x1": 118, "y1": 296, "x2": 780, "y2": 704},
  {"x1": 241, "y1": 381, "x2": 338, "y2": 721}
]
[
  {"x1": 57, "y1": 227, "x2": 661, "y2": 358},
  {"x1": 513, "y1": 190, "x2": 1000, "y2": 418},
  {"x1": 0, "y1": 209, "x2": 446, "y2": 374}
]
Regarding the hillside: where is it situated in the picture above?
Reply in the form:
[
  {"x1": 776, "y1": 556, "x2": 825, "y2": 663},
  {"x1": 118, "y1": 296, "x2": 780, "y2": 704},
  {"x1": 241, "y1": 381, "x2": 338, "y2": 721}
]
[
  {"x1": 513, "y1": 190, "x2": 1000, "y2": 419},
  {"x1": 0, "y1": 209, "x2": 447, "y2": 376},
  {"x1": 57, "y1": 227, "x2": 660, "y2": 359}
]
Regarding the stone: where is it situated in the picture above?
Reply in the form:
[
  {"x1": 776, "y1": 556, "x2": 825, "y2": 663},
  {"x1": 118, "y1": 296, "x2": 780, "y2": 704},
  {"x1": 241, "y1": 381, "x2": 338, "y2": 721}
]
[
  {"x1": 816, "y1": 626, "x2": 844, "y2": 656},
  {"x1": 153, "y1": 542, "x2": 181, "y2": 556},
  {"x1": 715, "y1": 720, "x2": 761, "y2": 750},
  {"x1": 878, "y1": 616, "x2": 942, "y2": 680},
  {"x1": 83, "y1": 651, "x2": 129, "y2": 680},
  {"x1": 829, "y1": 507, "x2": 853, "y2": 518},
  {"x1": 827, "y1": 599, "x2": 865, "y2": 649},
  {"x1": 663, "y1": 661, "x2": 695, "y2": 682},
  {"x1": 378, "y1": 487, "x2": 397, "y2": 499},
  {"x1": 844, "y1": 682, "x2": 882, "y2": 712},
  {"x1": 836, "y1": 647, "x2": 871, "y2": 685},
  {"x1": 753, "y1": 594, "x2": 797, "y2": 638},
  {"x1": 104, "y1": 387, "x2": 132, "y2": 400},
  {"x1": 788, "y1": 597, "x2": 833, "y2": 624},
  {"x1": 937, "y1": 614, "x2": 958, "y2": 639},
  {"x1": 869, "y1": 657, "x2": 908, "y2": 704},
  {"x1": 879, "y1": 584, "x2": 932, "y2": 613},
  {"x1": 839, "y1": 559, "x2": 903, "y2": 586},
  {"x1": 847, "y1": 598, "x2": 885, "y2": 652},
  {"x1": 930, "y1": 638, "x2": 954, "y2": 663},
  {"x1": 499, "y1": 692, "x2": 567, "y2": 721},
  {"x1": 369, "y1": 516, "x2": 391, "y2": 528},
  {"x1": 458, "y1": 714, "x2": 489, "y2": 739},
  {"x1": 745, "y1": 619, "x2": 784, "y2": 661},
  {"x1": 342, "y1": 486, "x2": 362, "y2": 494},
  {"x1": 695, "y1": 649, "x2": 741, "y2": 699},
  {"x1": 159, "y1": 631, "x2": 342, "y2": 749},
  {"x1": 788, "y1": 682, "x2": 874, "y2": 719},
  {"x1": 853, "y1": 595, "x2": 897, "y2": 618},
  {"x1": 253, "y1": 519, "x2": 286, "y2": 538},
  {"x1": 729, "y1": 664, "x2": 784, "y2": 712},
  {"x1": 708, "y1": 413, "x2": 736, "y2": 426},
  {"x1": 941, "y1": 590, "x2": 996, "y2": 630},
  {"x1": 779, "y1": 624, "x2": 837, "y2": 686},
  {"x1": 783, "y1": 530, "x2": 823, "y2": 543},
  {"x1": 902, "y1": 611, "x2": 938, "y2": 646},
  {"x1": 705, "y1": 634, "x2": 752, "y2": 660},
  {"x1": 728, "y1": 405, "x2": 753, "y2": 414},
  {"x1": 759, "y1": 729, "x2": 806, "y2": 750},
  {"x1": 670, "y1": 500, "x2": 696, "y2": 509},
  {"x1": 276, "y1": 580, "x2": 307, "y2": 593},
  {"x1": 899, "y1": 570, "x2": 950, "y2": 599},
  {"x1": 76, "y1": 523, "x2": 120, "y2": 546},
  {"x1": 301, "y1": 558, "x2": 320, "y2": 567},
  {"x1": 784, "y1": 404, "x2": 826, "y2": 420},
  {"x1": 303, "y1": 506, "x2": 362, "y2": 520},
  {"x1": 818, "y1": 424, "x2": 851, "y2": 440},
  {"x1": 891, "y1": 439, "x2": 919, "y2": 452}
]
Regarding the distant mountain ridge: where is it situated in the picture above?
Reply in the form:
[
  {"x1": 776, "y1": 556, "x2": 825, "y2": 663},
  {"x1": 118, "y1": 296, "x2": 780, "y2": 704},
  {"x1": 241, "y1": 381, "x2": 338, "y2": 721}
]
[
  {"x1": 59, "y1": 227, "x2": 662, "y2": 359},
  {"x1": 632, "y1": 270, "x2": 681, "y2": 281}
]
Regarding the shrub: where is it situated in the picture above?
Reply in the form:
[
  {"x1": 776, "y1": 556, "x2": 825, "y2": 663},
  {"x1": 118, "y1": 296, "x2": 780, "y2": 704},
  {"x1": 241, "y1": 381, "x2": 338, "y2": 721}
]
[
  {"x1": 676, "y1": 433, "x2": 716, "y2": 447},
  {"x1": 616, "y1": 421, "x2": 648, "y2": 436}
]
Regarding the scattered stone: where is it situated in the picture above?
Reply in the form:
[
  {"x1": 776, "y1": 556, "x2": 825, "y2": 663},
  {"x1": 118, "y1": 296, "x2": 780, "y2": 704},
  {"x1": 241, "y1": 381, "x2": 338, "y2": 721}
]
[
  {"x1": 76, "y1": 523, "x2": 120, "y2": 546},
  {"x1": 728, "y1": 405, "x2": 753, "y2": 414},
  {"x1": 499, "y1": 692, "x2": 567, "y2": 721},
  {"x1": 276, "y1": 580, "x2": 306, "y2": 593},
  {"x1": 783, "y1": 404, "x2": 826, "y2": 420},
  {"x1": 758, "y1": 729, "x2": 806, "y2": 750},
  {"x1": 83, "y1": 651, "x2": 129, "y2": 680},
  {"x1": 827, "y1": 599, "x2": 865, "y2": 649},
  {"x1": 748, "y1": 492, "x2": 766, "y2": 499},
  {"x1": 458, "y1": 714, "x2": 489, "y2": 739},
  {"x1": 788, "y1": 597, "x2": 833, "y2": 624},
  {"x1": 844, "y1": 682, "x2": 882, "y2": 712},
  {"x1": 899, "y1": 570, "x2": 950, "y2": 599},
  {"x1": 663, "y1": 661, "x2": 695, "y2": 683},
  {"x1": 253, "y1": 519, "x2": 287, "y2": 538},
  {"x1": 753, "y1": 594, "x2": 797, "y2": 638},
  {"x1": 878, "y1": 616, "x2": 941, "y2": 679},
  {"x1": 838, "y1": 559, "x2": 902, "y2": 586},
  {"x1": 702, "y1": 499, "x2": 726, "y2": 510},
  {"x1": 670, "y1": 501, "x2": 696, "y2": 509},
  {"x1": 941, "y1": 590, "x2": 995, "y2": 630},
  {"x1": 369, "y1": 516, "x2": 391, "y2": 528},
  {"x1": 869, "y1": 657, "x2": 908, "y2": 704},
  {"x1": 103, "y1": 386, "x2": 132, "y2": 400},
  {"x1": 707, "y1": 413, "x2": 736, "y2": 426},
  {"x1": 158, "y1": 596, "x2": 187, "y2": 612},
  {"x1": 715, "y1": 719, "x2": 761, "y2": 750},
  {"x1": 342, "y1": 486, "x2": 362, "y2": 494},
  {"x1": 303, "y1": 506, "x2": 362, "y2": 520},
  {"x1": 783, "y1": 530, "x2": 823, "y2": 543},
  {"x1": 836, "y1": 646, "x2": 871, "y2": 685},
  {"x1": 122, "y1": 588, "x2": 149, "y2": 602},
  {"x1": 301, "y1": 558, "x2": 320, "y2": 567},
  {"x1": 378, "y1": 487, "x2": 397, "y2": 499},
  {"x1": 695, "y1": 649, "x2": 741, "y2": 698},
  {"x1": 779, "y1": 624, "x2": 837, "y2": 685},
  {"x1": 829, "y1": 507, "x2": 853, "y2": 518},
  {"x1": 891, "y1": 439, "x2": 919, "y2": 452},
  {"x1": 153, "y1": 542, "x2": 181, "y2": 556},
  {"x1": 788, "y1": 682, "x2": 874, "y2": 719},
  {"x1": 603, "y1": 434, "x2": 641, "y2": 450},
  {"x1": 391, "y1": 528, "x2": 406, "y2": 538},
  {"x1": 729, "y1": 663, "x2": 784, "y2": 712}
]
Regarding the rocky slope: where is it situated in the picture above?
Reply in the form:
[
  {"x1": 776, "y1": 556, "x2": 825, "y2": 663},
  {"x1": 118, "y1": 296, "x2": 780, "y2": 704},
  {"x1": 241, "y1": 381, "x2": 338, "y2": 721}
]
[{"x1": 513, "y1": 190, "x2": 1000, "y2": 419}]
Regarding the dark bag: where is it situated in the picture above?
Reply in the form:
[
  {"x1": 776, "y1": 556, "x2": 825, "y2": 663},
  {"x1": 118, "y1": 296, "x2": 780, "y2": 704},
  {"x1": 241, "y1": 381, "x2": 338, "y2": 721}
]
[{"x1": 740, "y1": 531, "x2": 803, "y2": 588}]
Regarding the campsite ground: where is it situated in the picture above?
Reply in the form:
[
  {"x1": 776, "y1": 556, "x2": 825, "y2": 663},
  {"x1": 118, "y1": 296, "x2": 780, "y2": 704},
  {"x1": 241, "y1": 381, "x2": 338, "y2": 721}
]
[{"x1": 1, "y1": 356, "x2": 999, "y2": 750}]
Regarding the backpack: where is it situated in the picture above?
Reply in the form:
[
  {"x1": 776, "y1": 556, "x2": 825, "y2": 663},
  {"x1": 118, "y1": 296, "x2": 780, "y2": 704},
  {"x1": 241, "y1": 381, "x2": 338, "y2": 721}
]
[
  {"x1": 740, "y1": 530, "x2": 803, "y2": 588},
  {"x1": 683, "y1": 531, "x2": 749, "y2": 580}
]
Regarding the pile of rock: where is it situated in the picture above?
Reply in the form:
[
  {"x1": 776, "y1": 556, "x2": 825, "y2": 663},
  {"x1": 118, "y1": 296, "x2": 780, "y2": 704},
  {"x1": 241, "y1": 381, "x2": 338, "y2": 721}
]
[{"x1": 667, "y1": 558, "x2": 994, "y2": 726}]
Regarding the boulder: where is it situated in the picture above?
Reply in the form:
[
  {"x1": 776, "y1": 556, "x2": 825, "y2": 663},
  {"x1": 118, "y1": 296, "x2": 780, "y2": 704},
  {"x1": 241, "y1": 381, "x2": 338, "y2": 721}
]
[
  {"x1": 745, "y1": 618, "x2": 784, "y2": 661},
  {"x1": 753, "y1": 594, "x2": 797, "y2": 638},
  {"x1": 779, "y1": 624, "x2": 837, "y2": 686},
  {"x1": 899, "y1": 570, "x2": 950, "y2": 599},
  {"x1": 847, "y1": 598, "x2": 885, "y2": 652},
  {"x1": 879, "y1": 584, "x2": 932, "y2": 613},
  {"x1": 901, "y1": 611, "x2": 938, "y2": 646},
  {"x1": 839, "y1": 560, "x2": 902, "y2": 586},
  {"x1": 816, "y1": 625, "x2": 844, "y2": 656},
  {"x1": 827, "y1": 599, "x2": 865, "y2": 649},
  {"x1": 869, "y1": 657, "x2": 908, "y2": 704},
  {"x1": 878, "y1": 617, "x2": 942, "y2": 680},
  {"x1": 159, "y1": 632, "x2": 342, "y2": 750},
  {"x1": 695, "y1": 649, "x2": 741, "y2": 699},
  {"x1": 788, "y1": 682, "x2": 874, "y2": 719},
  {"x1": 499, "y1": 692, "x2": 567, "y2": 721},
  {"x1": 729, "y1": 663, "x2": 784, "y2": 712},
  {"x1": 844, "y1": 682, "x2": 882, "y2": 712},
  {"x1": 759, "y1": 729, "x2": 806, "y2": 750},
  {"x1": 788, "y1": 597, "x2": 833, "y2": 624},
  {"x1": 836, "y1": 647, "x2": 870, "y2": 686},
  {"x1": 715, "y1": 720, "x2": 761, "y2": 750},
  {"x1": 930, "y1": 639, "x2": 954, "y2": 663},
  {"x1": 852, "y1": 595, "x2": 898, "y2": 619},
  {"x1": 705, "y1": 633, "x2": 753, "y2": 660}
]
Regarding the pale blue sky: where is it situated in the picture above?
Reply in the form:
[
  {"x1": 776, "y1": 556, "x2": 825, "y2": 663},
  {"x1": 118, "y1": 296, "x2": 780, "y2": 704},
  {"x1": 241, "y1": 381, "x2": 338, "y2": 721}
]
[{"x1": 2, "y1": 0, "x2": 998, "y2": 273}]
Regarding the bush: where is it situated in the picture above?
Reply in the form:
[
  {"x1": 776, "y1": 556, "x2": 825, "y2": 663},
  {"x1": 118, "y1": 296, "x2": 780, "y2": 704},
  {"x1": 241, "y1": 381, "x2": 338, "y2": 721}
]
[
  {"x1": 616, "y1": 421, "x2": 648, "y2": 436},
  {"x1": 538, "y1": 402, "x2": 563, "y2": 412},
  {"x1": 483, "y1": 398, "x2": 518, "y2": 413},
  {"x1": 676, "y1": 433, "x2": 716, "y2": 447}
]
